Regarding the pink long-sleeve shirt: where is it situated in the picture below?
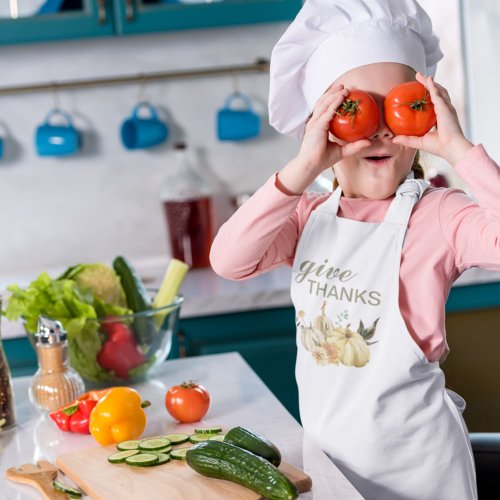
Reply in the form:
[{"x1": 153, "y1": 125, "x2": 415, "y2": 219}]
[{"x1": 210, "y1": 144, "x2": 500, "y2": 363}]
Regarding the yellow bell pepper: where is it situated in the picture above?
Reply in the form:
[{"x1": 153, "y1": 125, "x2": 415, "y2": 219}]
[{"x1": 89, "y1": 387, "x2": 150, "y2": 445}]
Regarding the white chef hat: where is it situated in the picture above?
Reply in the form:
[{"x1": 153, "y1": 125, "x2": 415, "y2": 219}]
[{"x1": 269, "y1": 0, "x2": 443, "y2": 140}]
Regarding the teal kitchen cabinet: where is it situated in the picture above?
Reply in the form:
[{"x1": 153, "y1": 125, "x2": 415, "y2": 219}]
[
  {"x1": 0, "y1": 0, "x2": 115, "y2": 45},
  {"x1": 172, "y1": 280, "x2": 500, "y2": 425},
  {"x1": 5, "y1": 280, "x2": 500, "y2": 425},
  {"x1": 174, "y1": 307, "x2": 300, "y2": 422},
  {"x1": 0, "y1": 0, "x2": 301, "y2": 45},
  {"x1": 3, "y1": 306, "x2": 301, "y2": 420},
  {"x1": 113, "y1": 0, "x2": 302, "y2": 35}
]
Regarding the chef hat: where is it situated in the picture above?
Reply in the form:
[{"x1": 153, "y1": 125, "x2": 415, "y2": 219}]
[{"x1": 269, "y1": 0, "x2": 443, "y2": 140}]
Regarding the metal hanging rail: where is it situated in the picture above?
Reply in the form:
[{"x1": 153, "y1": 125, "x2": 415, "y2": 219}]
[{"x1": 0, "y1": 58, "x2": 270, "y2": 96}]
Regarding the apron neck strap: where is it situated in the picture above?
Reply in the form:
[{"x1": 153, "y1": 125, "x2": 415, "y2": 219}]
[
  {"x1": 383, "y1": 175, "x2": 429, "y2": 226},
  {"x1": 317, "y1": 172, "x2": 429, "y2": 226},
  {"x1": 319, "y1": 184, "x2": 343, "y2": 213}
]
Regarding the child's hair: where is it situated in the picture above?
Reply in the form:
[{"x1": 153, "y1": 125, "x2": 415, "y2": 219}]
[
  {"x1": 332, "y1": 151, "x2": 424, "y2": 190},
  {"x1": 410, "y1": 151, "x2": 425, "y2": 179}
]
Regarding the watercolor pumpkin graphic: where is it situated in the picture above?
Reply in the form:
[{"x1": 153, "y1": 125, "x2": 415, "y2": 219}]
[{"x1": 297, "y1": 301, "x2": 379, "y2": 368}]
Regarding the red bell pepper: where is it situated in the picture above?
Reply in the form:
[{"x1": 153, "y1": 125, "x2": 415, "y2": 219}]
[
  {"x1": 97, "y1": 320, "x2": 146, "y2": 379},
  {"x1": 49, "y1": 399, "x2": 98, "y2": 434}
]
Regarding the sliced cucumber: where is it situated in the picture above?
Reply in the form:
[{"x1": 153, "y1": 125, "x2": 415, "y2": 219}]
[
  {"x1": 155, "y1": 453, "x2": 171, "y2": 465},
  {"x1": 208, "y1": 434, "x2": 225, "y2": 442},
  {"x1": 52, "y1": 480, "x2": 82, "y2": 498},
  {"x1": 150, "y1": 446, "x2": 172, "y2": 455},
  {"x1": 163, "y1": 433, "x2": 190, "y2": 445},
  {"x1": 190, "y1": 433, "x2": 214, "y2": 443},
  {"x1": 125, "y1": 453, "x2": 160, "y2": 467},
  {"x1": 171, "y1": 447, "x2": 191, "y2": 460},
  {"x1": 194, "y1": 427, "x2": 222, "y2": 435},
  {"x1": 138, "y1": 438, "x2": 171, "y2": 451},
  {"x1": 108, "y1": 449, "x2": 140, "y2": 464},
  {"x1": 117, "y1": 440, "x2": 141, "y2": 451}
]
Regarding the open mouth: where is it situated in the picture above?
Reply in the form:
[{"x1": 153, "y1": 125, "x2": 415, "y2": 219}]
[{"x1": 364, "y1": 155, "x2": 392, "y2": 165}]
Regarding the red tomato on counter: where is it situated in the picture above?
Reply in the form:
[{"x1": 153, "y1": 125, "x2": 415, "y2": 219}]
[
  {"x1": 329, "y1": 90, "x2": 380, "y2": 142},
  {"x1": 384, "y1": 81, "x2": 436, "y2": 136},
  {"x1": 165, "y1": 381, "x2": 210, "y2": 423}
]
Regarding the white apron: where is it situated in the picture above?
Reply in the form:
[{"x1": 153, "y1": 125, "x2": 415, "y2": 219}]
[{"x1": 291, "y1": 175, "x2": 477, "y2": 499}]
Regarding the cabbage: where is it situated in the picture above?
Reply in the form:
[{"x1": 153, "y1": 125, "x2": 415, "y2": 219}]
[{"x1": 58, "y1": 263, "x2": 127, "y2": 308}]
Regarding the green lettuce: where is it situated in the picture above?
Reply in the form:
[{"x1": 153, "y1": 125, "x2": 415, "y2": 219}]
[{"x1": 4, "y1": 269, "x2": 132, "y2": 382}]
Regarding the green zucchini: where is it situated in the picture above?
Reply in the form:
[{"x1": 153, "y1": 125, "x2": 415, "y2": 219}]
[
  {"x1": 224, "y1": 426, "x2": 281, "y2": 467},
  {"x1": 186, "y1": 440, "x2": 298, "y2": 500},
  {"x1": 113, "y1": 255, "x2": 155, "y2": 345}
]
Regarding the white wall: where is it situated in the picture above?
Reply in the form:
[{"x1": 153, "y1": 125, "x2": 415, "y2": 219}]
[
  {"x1": 0, "y1": 1, "x2": 473, "y2": 278},
  {"x1": 0, "y1": 24, "x2": 298, "y2": 277},
  {"x1": 460, "y1": 0, "x2": 500, "y2": 160}
]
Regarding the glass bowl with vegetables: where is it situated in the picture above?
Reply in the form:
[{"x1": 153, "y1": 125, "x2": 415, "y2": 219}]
[{"x1": 4, "y1": 256, "x2": 188, "y2": 386}]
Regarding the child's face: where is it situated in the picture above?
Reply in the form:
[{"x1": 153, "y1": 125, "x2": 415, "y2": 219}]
[{"x1": 331, "y1": 62, "x2": 418, "y2": 199}]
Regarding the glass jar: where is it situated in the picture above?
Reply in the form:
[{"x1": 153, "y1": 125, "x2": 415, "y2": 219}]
[{"x1": 160, "y1": 142, "x2": 215, "y2": 268}]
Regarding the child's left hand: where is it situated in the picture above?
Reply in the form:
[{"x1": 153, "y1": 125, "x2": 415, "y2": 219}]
[{"x1": 392, "y1": 72, "x2": 474, "y2": 166}]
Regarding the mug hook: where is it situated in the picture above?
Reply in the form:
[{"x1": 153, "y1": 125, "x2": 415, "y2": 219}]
[
  {"x1": 51, "y1": 82, "x2": 62, "y2": 111},
  {"x1": 232, "y1": 71, "x2": 241, "y2": 96},
  {"x1": 137, "y1": 74, "x2": 150, "y2": 103}
]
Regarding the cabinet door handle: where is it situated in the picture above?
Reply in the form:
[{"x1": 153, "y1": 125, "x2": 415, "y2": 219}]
[
  {"x1": 125, "y1": 0, "x2": 134, "y2": 21},
  {"x1": 96, "y1": 0, "x2": 107, "y2": 24}
]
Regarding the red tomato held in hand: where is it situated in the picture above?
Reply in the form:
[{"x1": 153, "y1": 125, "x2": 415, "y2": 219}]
[
  {"x1": 329, "y1": 90, "x2": 380, "y2": 142},
  {"x1": 384, "y1": 81, "x2": 436, "y2": 136},
  {"x1": 165, "y1": 381, "x2": 210, "y2": 423}
]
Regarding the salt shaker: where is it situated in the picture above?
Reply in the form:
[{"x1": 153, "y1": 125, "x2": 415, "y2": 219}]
[{"x1": 29, "y1": 316, "x2": 85, "y2": 413}]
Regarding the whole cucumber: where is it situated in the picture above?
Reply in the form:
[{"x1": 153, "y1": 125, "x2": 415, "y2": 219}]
[
  {"x1": 186, "y1": 440, "x2": 298, "y2": 500},
  {"x1": 224, "y1": 426, "x2": 281, "y2": 466},
  {"x1": 112, "y1": 256, "x2": 155, "y2": 347}
]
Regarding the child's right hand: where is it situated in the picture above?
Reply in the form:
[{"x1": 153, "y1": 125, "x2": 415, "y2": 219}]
[
  {"x1": 298, "y1": 83, "x2": 371, "y2": 172},
  {"x1": 277, "y1": 84, "x2": 371, "y2": 195}
]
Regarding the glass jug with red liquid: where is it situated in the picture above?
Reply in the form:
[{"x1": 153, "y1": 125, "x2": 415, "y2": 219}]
[{"x1": 160, "y1": 143, "x2": 214, "y2": 268}]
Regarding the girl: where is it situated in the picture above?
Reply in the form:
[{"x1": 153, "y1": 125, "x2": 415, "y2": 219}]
[{"x1": 210, "y1": 1, "x2": 500, "y2": 498}]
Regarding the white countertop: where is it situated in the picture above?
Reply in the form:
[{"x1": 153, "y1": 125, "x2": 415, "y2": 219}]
[
  {"x1": 2, "y1": 257, "x2": 500, "y2": 340},
  {"x1": 0, "y1": 352, "x2": 362, "y2": 500}
]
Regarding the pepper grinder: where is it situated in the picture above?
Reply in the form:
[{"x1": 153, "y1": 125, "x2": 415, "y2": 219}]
[{"x1": 29, "y1": 316, "x2": 85, "y2": 413}]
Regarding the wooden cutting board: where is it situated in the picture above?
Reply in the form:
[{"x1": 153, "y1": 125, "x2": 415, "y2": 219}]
[{"x1": 56, "y1": 445, "x2": 312, "y2": 499}]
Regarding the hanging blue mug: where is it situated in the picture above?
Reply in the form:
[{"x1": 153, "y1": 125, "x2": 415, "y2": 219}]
[
  {"x1": 35, "y1": 109, "x2": 81, "y2": 157},
  {"x1": 217, "y1": 92, "x2": 261, "y2": 141},
  {"x1": 121, "y1": 102, "x2": 169, "y2": 150}
]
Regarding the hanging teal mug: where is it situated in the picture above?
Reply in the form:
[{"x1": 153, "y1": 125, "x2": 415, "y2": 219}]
[
  {"x1": 121, "y1": 102, "x2": 169, "y2": 150},
  {"x1": 217, "y1": 92, "x2": 261, "y2": 141},
  {"x1": 35, "y1": 109, "x2": 81, "y2": 157}
]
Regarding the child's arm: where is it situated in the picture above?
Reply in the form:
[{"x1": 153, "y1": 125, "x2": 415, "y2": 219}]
[
  {"x1": 438, "y1": 144, "x2": 500, "y2": 272},
  {"x1": 210, "y1": 174, "x2": 303, "y2": 280},
  {"x1": 211, "y1": 83, "x2": 368, "y2": 280},
  {"x1": 391, "y1": 73, "x2": 499, "y2": 270}
]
